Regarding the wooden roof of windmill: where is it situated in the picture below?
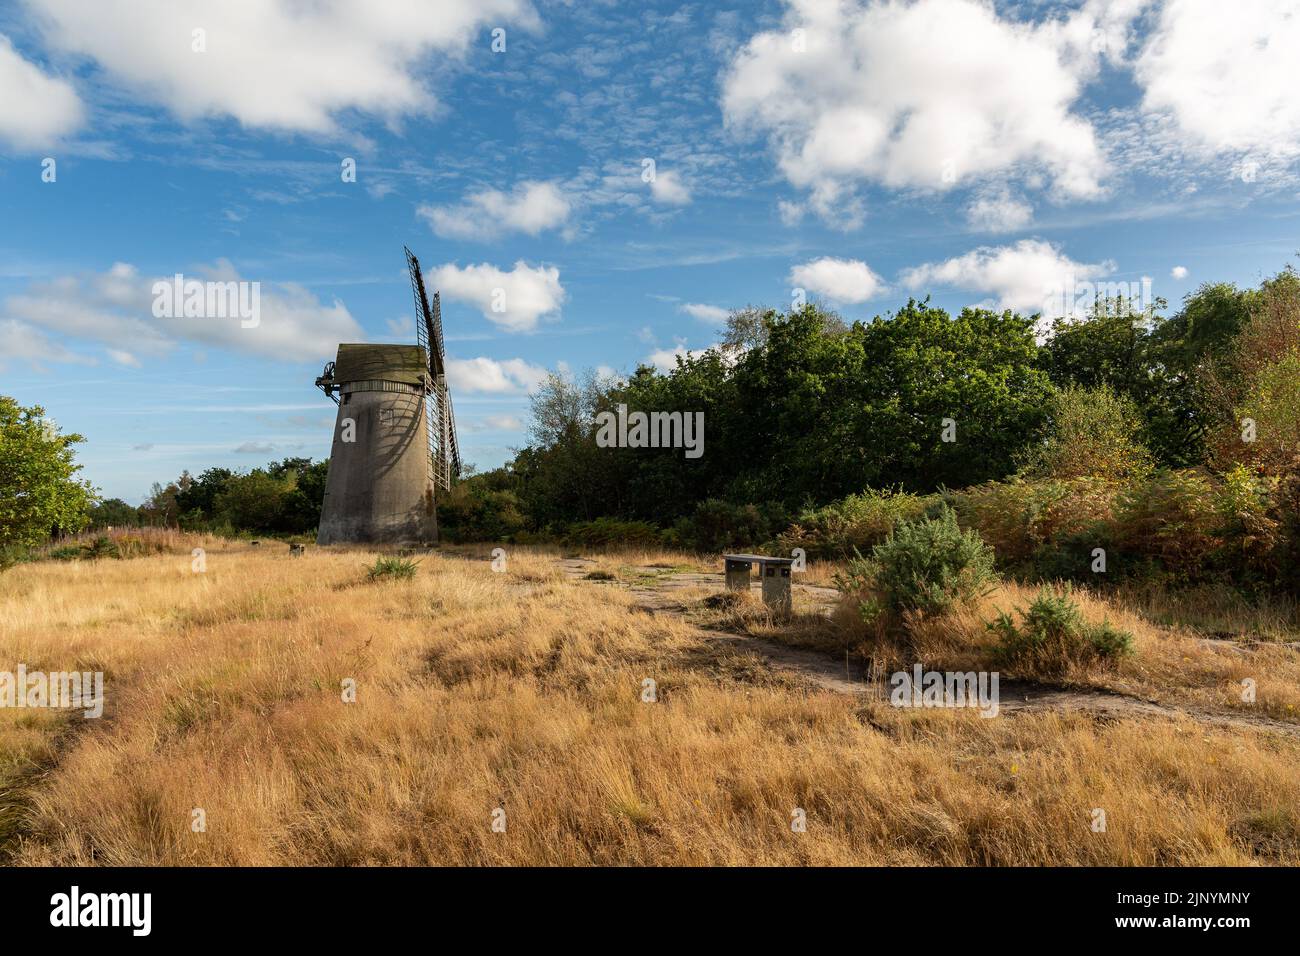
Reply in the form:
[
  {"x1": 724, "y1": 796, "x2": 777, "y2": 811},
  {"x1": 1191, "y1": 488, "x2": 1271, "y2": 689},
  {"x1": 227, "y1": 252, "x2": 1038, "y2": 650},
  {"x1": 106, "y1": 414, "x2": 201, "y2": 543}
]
[{"x1": 331, "y1": 343, "x2": 429, "y2": 386}]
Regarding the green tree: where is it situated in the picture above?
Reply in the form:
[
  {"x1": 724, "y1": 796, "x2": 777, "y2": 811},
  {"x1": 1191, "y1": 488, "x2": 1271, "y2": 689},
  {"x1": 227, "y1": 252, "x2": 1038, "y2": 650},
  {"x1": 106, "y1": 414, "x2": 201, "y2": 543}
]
[
  {"x1": 1041, "y1": 273, "x2": 1298, "y2": 469},
  {"x1": 516, "y1": 370, "x2": 625, "y2": 526},
  {"x1": 612, "y1": 348, "x2": 739, "y2": 518},
  {"x1": 213, "y1": 470, "x2": 289, "y2": 532},
  {"x1": 1041, "y1": 296, "x2": 1160, "y2": 397},
  {"x1": 732, "y1": 300, "x2": 1050, "y2": 501},
  {"x1": 176, "y1": 466, "x2": 234, "y2": 526},
  {"x1": 720, "y1": 303, "x2": 845, "y2": 353},
  {"x1": 0, "y1": 397, "x2": 96, "y2": 549},
  {"x1": 278, "y1": 459, "x2": 328, "y2": 533},
  {"x1": 1155, "y1": 281, "x2": 1256, "y2": 371},
  {"x1": 1018, "y1": 384, "x2": 1153, "y2": 481},
  {"x1": 501, "y1": 299, "x2": 1052, "y2": 530},
  {"x1": 88, "y1": 497, "x2": 141, "y2": 528},
  {"x1": 1205, "y1": 270, "x2": 1300, "y2": 475},
  {"x1": 1037, "y1": 294, "x2": 1204, "y2": 465},
  {"x1": 139, "y1": 477, "x2": 187, "y2": 527}
]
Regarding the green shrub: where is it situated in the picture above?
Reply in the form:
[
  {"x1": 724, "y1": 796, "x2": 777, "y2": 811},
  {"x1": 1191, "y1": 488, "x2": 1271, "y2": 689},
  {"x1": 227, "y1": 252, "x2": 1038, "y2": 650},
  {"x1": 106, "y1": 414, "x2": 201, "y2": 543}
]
[
  {"x1": 1088, "y1": 619, "x2": 1137, "y2": 659},
  {"x1": 560, "y1": 518, "x2": 663, "y2": 550},
  {"x1": 951, "y1": 477, "x2": 1117, "y2": 567},
  {"x1": 991, "y1": 587, "x2": 1134, "y2": 676},
  {"x1": 1016, "y1": 384, "x2": 1153, "y2": 481},
  {"x1": 1212, "y1": 464, "x2": 1280, "y2": 579},
  {"x1": 1028, "y1": 526, "x2": 1116, "y2": 582},
  {"x1": 776, "y1": 487, "x2": 933, "y2": 560},
  {"x1": 0, "y1": 545, "x2": 29, "y2": 572},
  {"x1": 840, "y1": 505, "x2": 997, "y2": 616},
  {"x1": 366, "y1": 556, "x2": 420, "y2": 581},
  {"x1": 1276, "y1": 456, "x2": 1300, "y2": 592},
  {"x1": 1113, "y1": 468, "x2": 1220, "y2": 576},
  {"x1": 437, "y1": 483, "x2": 528, "y2": 543},
  {"x1": 671, "y1": 499, "x2": 788, "y2": 553},
  {"x1": 39, "y1": 535, "x2": 124, "y2": 562},
  {"x1": 85, "y1": 535, "x2": 121, "y2": 559}
]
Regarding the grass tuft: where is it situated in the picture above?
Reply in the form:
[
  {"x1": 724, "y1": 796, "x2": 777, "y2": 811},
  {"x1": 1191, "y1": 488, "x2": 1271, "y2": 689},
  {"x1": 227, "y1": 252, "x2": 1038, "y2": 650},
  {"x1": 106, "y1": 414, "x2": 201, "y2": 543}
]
[{"x1": 366, "y1": 556, "x2": 420, "y2": 581}]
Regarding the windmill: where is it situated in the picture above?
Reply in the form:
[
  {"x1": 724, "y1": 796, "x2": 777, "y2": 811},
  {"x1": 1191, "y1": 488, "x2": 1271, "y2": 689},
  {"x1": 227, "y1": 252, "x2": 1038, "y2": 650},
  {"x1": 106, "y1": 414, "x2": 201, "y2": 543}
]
[{"x1": 312, "y1": 247, "x2": 461, "y2": 547}]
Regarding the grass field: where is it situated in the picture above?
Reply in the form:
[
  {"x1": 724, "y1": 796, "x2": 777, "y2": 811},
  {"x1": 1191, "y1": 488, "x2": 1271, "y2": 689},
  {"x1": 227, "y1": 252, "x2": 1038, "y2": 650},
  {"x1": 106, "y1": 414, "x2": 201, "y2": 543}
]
[{"x1": 2, "y1": 533, "x2": 1298, "y2": 865}]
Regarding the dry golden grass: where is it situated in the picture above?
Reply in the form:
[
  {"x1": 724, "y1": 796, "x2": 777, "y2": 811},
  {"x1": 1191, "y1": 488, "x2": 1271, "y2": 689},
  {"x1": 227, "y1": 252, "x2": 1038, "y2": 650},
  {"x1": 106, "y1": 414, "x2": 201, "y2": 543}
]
[
  {"x1": 1, "y1": 536, "x2": 1298, "y2": 865},
  {"x1": 859, "y1": 582, "x2": 1300, "y2": 722},
  {"x1": 700, "y1": 574, "x2": 1300, "y2": 724},
  {"x1": 1110, "y1": 579, "x2": 1300, "y2": 643}
]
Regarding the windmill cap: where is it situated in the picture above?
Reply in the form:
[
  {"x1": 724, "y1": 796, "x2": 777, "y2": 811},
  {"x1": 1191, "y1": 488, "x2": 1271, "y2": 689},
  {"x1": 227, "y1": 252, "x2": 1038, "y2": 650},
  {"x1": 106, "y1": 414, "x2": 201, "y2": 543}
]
[{"x1": 331, "y1": 343, "x2": 429, "y2": 386}]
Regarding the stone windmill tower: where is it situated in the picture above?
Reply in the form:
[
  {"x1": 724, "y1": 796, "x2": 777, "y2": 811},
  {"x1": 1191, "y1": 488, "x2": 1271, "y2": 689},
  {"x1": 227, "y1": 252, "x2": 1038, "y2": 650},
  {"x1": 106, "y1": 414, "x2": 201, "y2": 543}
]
[{"x1": 314, "y1": 247, "x2": 461, "y2": 546}]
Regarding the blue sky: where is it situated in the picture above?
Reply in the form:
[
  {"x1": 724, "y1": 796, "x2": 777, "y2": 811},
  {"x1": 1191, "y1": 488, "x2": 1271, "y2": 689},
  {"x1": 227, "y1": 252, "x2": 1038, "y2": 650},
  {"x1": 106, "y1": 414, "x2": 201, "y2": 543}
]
[{"x1": 1, "y1": 0, "x2": 1297, "y2": 502}]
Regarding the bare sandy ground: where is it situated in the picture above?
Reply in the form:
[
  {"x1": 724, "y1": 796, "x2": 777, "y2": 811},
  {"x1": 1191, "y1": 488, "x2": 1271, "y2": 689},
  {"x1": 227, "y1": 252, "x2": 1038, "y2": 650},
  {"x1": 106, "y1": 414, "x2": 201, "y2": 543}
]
[{"x1": 554, "y1": 556, "x2": 1300, "y2": 740}]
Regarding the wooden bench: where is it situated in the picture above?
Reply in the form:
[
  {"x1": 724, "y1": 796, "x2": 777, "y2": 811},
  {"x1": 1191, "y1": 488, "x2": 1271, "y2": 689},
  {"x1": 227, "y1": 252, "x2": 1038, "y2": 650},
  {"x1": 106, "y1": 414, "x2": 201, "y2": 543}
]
[{"x1": 723, "y1": 553, "x2": 793, "y2": 611}]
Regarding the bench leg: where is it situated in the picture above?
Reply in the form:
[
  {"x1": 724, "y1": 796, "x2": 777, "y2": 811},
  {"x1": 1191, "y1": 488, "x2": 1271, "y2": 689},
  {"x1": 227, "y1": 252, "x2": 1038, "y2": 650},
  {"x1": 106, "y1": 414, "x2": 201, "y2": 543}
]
[
  {"x1": 725, "y1": 560, "x2": 752, "y2": 592},
  {"x1": 761, "y1": 565, "x2": 792, "y2": 614}
]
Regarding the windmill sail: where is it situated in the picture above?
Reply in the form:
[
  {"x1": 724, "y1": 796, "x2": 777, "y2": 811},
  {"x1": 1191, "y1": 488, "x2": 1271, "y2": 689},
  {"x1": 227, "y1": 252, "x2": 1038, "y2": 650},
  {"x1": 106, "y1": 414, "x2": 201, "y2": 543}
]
[{"x1": 404, "y1": 246, "x2": 461, "y2": 493}]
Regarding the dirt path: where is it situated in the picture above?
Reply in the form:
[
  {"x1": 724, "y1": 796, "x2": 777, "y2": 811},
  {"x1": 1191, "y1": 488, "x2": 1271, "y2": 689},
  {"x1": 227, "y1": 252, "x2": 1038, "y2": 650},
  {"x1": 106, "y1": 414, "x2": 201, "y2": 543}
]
[{"x1": 553, "y1": 556, "x2": 1300, "y2": 739}]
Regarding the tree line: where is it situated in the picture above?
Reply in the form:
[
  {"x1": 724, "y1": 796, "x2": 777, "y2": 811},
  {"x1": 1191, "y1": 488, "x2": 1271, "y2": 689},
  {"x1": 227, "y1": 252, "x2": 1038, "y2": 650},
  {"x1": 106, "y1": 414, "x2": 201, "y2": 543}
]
[
  {"x1": 95, "y1": 457, "x2": 330, "y2": 536},
  {"x1": 439, "y1": 266, "x2": 1300, "y2": 545},
  {"x1": 3, "y1": 265, "x2": 1296, "y2": 556}
]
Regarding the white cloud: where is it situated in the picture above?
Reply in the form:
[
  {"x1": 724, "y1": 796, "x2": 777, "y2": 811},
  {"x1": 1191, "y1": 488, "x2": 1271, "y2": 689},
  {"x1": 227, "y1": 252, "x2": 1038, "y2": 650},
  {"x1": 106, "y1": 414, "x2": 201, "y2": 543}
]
[
  {"x1": 789, "y1": 257, "x2": 885, "y2": 304},
  {"x1": 430, "y1": 261, "x2": 564, "y2": 333},
  {"x1": 445, "y1": 356, "x2": 548, "y2": 394},
  {"x1": 25, "y1": 0, "x2": 539, "y2": 133},
  {"x1": 643, "y1": 340, "x2": 721, "y2": 373},
  {"x1": 463, "y1": 414, "x2": 524, "y2": 433},
  {"x1": 966, "y1": 188, "x2": 1034, "y2": 234},
  {"x1": 167, "y1": 261, "x2": 363, "y2": 360},
  {"x1": 644, "y1": 345, "x2": 693, "y2": 373},
  {"x1": 0, "y1": 33, "x2": 83, "y2": 149},
  {"x1": 649, "y1": 169, "x2": 691, "y2": 205},
  {"x1": 722, "y1": 0, "x2": 1127, "y2": 226},
  {"x1": 901, "y1": 239, "x2": 1115, "y2": 317},
  {"x1": 680, "y1": 303, "x2": 729, "y2": 323},
  {"x1": 385, "y1": 315, "x2": 415, "y2": 338},
  {"x1": 418, "y1": 181, "x2": 571, "y2": 241},
  {"x1": 1137, "y1": 0, "x2": 1300, "y2": 159},
  {"x1": 1, "y1": 261, "x2": 363, "y2": 367},
  {"x1": 777, "y1": 200, "x2": 805, "y2": 226},
  {"x1": 0, "y1": 318, "x2": 94, "y2": 370},
  {"x1": 5, "y1": 262, "x2": 174, "y2": 358},
  {"x1": 234, "y1": 441, "x2": 275, "y2": 455},
  {"x1": 106, "y1": 348, "x2": 140, "y2": 367},
  {"x1": 1171, "y1": 265, "x2": 1189, "y2": 280}
]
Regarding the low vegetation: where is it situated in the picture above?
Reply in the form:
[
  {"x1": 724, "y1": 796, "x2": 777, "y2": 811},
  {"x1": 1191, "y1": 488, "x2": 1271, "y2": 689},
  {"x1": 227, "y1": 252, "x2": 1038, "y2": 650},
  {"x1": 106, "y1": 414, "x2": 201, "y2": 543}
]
[
  {"x1": 836, "y1": 507, "x2": 998, "y2": 620},
  {"x1": 990, "y1": 588, "x2": 1134, "y2": 678},
  {"x1": 2, "y1": 538, "x2": 1298, "y2": 866},
  {"x1": 366, "y1": 556, "x2": 420, "y2": 581}
]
